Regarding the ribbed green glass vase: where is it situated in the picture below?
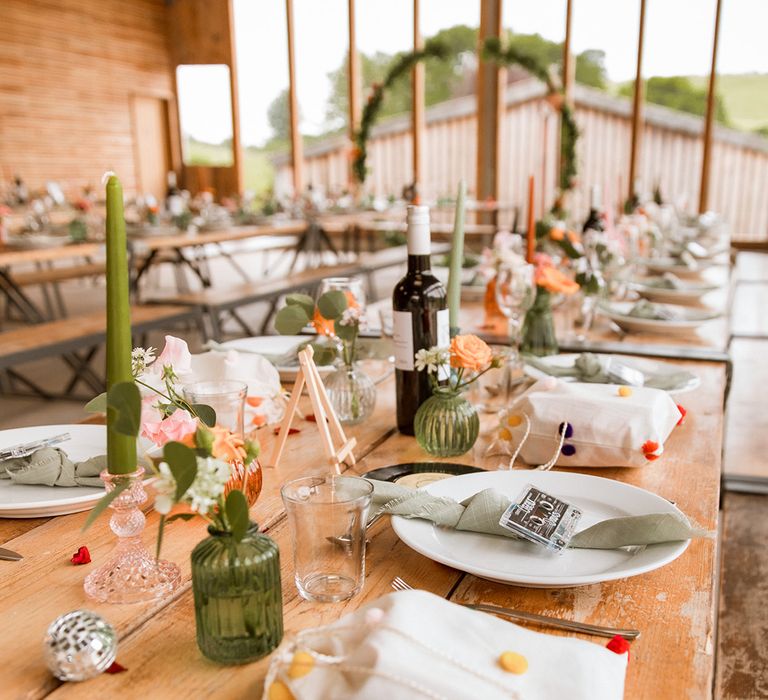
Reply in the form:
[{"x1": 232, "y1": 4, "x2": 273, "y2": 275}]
[
  {"x1": 191, "y1": 523, "x2": 283, "y2": 665},
  {"x1": 521, "y1": 287, "x2": 559, "y2": 356},
  {"x1": 414, "y1": 388, "x2": 479, "y2": 457}
]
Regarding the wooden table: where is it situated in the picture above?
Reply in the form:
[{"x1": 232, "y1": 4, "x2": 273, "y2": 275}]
[
  {"x1": 0, "y1": 358, "x2": 724, "y2": 699},
  {"x1": 129, "y1": 221, "x2": 307, "y2": 291},
  {"x1": 0, "y1": 242, "x2": 104, "y2": 323}
]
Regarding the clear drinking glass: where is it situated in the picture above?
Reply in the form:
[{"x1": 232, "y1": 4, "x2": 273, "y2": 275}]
[
  {"x1": 183, "y1": 380, "x2": 263, "y2": 507},
  {"x1": 495, "y1": 262, "x2": 535, "y2": 355},
  {"x1": 183, "y1": 380, "x2": 247, "y2": 438},
  {"x1": 281, "y1": 475, "x2": 372, "y2": 603},
  {"x1": 469, "y1": 345, "x2": 523, "y2": 413},
  {"x1": 318, "y1": 276, "x2": 367, "y2": 313}
]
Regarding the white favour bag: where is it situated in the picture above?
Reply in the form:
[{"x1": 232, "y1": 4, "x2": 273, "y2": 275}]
[
  {"x1": 496, "y1": 378, "x2": 682, "y2": 468},
  {"x1": 263, "y1": 590, "x2": 627, "y2": 700}
]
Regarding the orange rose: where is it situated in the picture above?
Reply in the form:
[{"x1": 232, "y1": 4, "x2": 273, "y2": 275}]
[
  {"x1": 211, "y1": 426, "x2": 247, "y2": 464},
  {"x1": 549, "y1": 227, "x2": 565, "y2": 241},
  {"x1": 450, "y1": 334, "x2": 493, "y2": 372},
  {"x1": 566, "y1": 229, "x2": 581, "y2": 244},
  {"x1": 535, "y1": 265, "x2": 579, "y2": 295}
]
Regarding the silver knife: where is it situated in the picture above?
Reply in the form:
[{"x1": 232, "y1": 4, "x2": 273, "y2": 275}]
[
  {"x1": 0, "y1": 547, "x2": 23, "y2": 561},
  {"x1": 0, "y1": 432, "x2": 71, "y2": 460}
]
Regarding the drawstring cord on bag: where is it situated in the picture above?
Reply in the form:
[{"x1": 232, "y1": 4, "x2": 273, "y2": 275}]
[{"x1": 506, "y1": 413, "x2": 568, "y2": 471}]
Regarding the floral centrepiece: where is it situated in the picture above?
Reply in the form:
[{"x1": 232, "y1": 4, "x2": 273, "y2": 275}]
[
  {"x1": 413, "y1": 335, "x2": 501, "y2": 457},
  {"x1": 275, "y1": 288, "x2": 376, "y2": 424},
  {"x1": 521, "y1": 255, "x2": 579, "y2": 357},
  {"x1": 85, "y1": 334, "x2": 280, "y2": 664},
  {"x1": 131, "y1": 336, "x2": 261, "y2": 506}
]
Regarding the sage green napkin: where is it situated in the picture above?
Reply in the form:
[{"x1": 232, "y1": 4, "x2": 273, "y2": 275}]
[
  {"x1": 524, "y1": 352, "x2": 692, "y2": 391},
  {"x1": 0, "y1": 447, "x2": 106, "y2": 487},
  {"x1": 367, "y1": 478, "x2": 706, "y2": 550}
]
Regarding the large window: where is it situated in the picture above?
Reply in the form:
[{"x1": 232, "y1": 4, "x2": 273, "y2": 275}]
[
  {"x1": 233, "y1": 0, "x2": 289, "y2": 195},
  {"x1": 176, "y1": 64, "x2": 234, "y2": 167}
]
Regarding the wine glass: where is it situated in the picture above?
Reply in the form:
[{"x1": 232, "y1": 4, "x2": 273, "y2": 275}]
[{"x1": 495, "y1": 262, "x2": 535, "y2": 358}]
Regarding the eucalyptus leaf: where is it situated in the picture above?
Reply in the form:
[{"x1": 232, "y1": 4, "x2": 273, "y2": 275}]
[
  {"x1": 81, "y1": 480, "x2": 129, "y2": 531},
  {"x1": 309, "y1": 342, "x2": 338, "y2": 366},
  {"x1": 317, "y1": 290, "x2": 348, "y2": 321},
  {"x1": 163, "y1": 441, "x2": 198, "y2": 501},
  {"x1": 84, "y1": 392, "x2": 107, "y2": 414},
  {"x1": 557, "y1": 235, "x2": 582, "y2": 260},
  {"x1": 275, "y1": 305, "x2": 311, "y2": 335},
  {"x1": 106, "y1": 382, "x2": 141, "y2": 437},
  {"x1": 334, "y1": 320, "x2": 357, "y2": 342},
  {"x1": 166, "y1": 512, "x2": 198, "y2": 523},
  {"x1": 192, "y1": 403, "x2": 216, "y2": 427},
  {"x1": 225, "y1": 490, "x2": 249, "y2": 542},
  {"x1": 285, "y1": 293, "x2": 315, "y2": 318}
]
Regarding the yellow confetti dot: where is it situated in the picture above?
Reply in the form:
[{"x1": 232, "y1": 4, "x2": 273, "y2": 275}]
[
  {"x1": 499, "y1": 427, "x2": 512, "y2": 441},
  {"x1": 499, "y1": 651, "x2": 528, "y2": 674},
  {"x1": 288, "y1": 650, "x2": 315, "y2": 679},
  {"x1": 268, "y1": 680, "x2": 295, "y2": 700},
  {"x1": 618, "y1": 386, "x2": 633, "y2": 397},
  {"x1": 507, "y1": 414, "x2": 523, "y2": 428}
]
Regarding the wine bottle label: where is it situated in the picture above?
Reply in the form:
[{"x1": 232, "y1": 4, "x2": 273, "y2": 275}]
[
  {"x1": 392, "y1": 308, "x2": 450, "y2": 372},
  {"x1": 436, "y1": 308, "x2": 450, "y2": 380},
  {"x1": 393, "y1": 311, "x2": 415, "y2": 370}
]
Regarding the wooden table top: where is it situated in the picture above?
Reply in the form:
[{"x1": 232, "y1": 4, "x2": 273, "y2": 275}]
[
  {"x1": 127, "y1": 221, "x2": 307, "y2": 253},
  {"x1": 0, "y1": 358, "x2": 724, "y2": 699},
  {"x1": 0, "y1": 242, "x2": 103, "y2": 267}
]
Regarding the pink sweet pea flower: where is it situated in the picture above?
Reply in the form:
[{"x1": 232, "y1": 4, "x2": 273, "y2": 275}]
[
  {"x1": 142, "y1": 407, "x2": 198, "y2": 448},
  {"x1": 154, "y1": 335, "x2": 192, "y2": 376}
]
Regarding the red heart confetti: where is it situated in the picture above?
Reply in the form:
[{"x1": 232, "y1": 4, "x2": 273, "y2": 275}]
[
  {"x1": 273, "y1": 427, "x2": 301, "y2": 436},
  {"x1": 70, "y1": 546, "x2": 91, "y2": 565},
  {"x1": 305, "y1": 414, "x2": 317, "y2": 423},
  {"x1": 606, "y1": 635, "x2": 631, "y2": 659},
  {"x1": 676, "y1": 404, "x2": 687, "y2": 426},
  {"x1": 106, "y1": 661, "x2": 127, "y2": 674}
]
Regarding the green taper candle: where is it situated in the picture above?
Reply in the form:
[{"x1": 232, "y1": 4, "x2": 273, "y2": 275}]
[
  {"x1": 447, "y1": 179, "x2": 466, "y2": 337},
  {"x1": 105, "y1": 174, "x2": 137, "y2": 474}
]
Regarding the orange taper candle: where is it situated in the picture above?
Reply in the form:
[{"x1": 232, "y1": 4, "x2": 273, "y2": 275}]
[{"x1": 526, "y1": 174, "x2": 535, "y2": 263}]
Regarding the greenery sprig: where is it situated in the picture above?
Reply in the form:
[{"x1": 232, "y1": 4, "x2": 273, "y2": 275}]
[
  {"x1": 353, "y1": 38, "x2": 450, "y2": 185},
  {"x1": 481, "y1": 37, "x2": 580, "y2": 207}
]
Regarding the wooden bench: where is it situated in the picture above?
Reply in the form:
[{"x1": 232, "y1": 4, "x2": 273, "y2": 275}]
[
  {"x1": 145, "y1": 263, "x2": 365, "y2": 340},
  {"x1": 13, "y1": 262, "x2": 106, "y2": 287},
  {"x1": 143, "y1": 246, "x2": 454, "y2": 340},
  {"x1": 0, "y1": 304, "x2": 203, "y2": 399}
]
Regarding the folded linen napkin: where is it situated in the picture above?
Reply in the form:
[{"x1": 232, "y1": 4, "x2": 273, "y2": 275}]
[
  {"x1": 367, "y1": 479, "x2": 705, "y2": 550},
  {"x1": 524, "y1": 353, "x2": 691, "y2": 391},
  {"x1": 0, "y1": 447, "x2": 106, "y2": 487},
  {"x1": 263, "y1": 590, "x2": 628, "y2": 700},
  {"x1": 627, "y1": 300, "x2": 684, "y2": 321}
]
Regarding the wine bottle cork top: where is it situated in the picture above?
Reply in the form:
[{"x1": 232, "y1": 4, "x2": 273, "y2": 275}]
[{"x1": 406, "y1": 205, "x2": 430, "y2": 255}]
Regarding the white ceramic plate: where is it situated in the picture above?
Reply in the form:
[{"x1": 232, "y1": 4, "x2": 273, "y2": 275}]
[
  {"x1": 0, "y1": 425, "x2": 107, "y2": 518},
  {"x1": 598, "y1": 301, "x2": 719, "y2": 334},
  {"x1": 630, "y1": 278, "x2": 720, "y2": 304},
  {"x1": 220, "y1": 336, "x2": 335, "y2": 381},
  {"x1": 639, "y1": 257, "x2": 716, "y2": 278},
  {"x1": 524, "y1": 353, "x2": 700, "y2": 395},
  {"x1": 392, "y1": 471, "x2": 689, "y2": 588}
]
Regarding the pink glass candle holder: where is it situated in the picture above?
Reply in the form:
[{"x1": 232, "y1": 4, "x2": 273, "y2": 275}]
[{"x1": 84, "y1": 468, "x2": 181, "y2": 604}]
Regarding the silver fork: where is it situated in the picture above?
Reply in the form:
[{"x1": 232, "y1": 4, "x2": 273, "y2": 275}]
[{"x1": 391, "y1": 577, "x2": 640, "y2": 640}]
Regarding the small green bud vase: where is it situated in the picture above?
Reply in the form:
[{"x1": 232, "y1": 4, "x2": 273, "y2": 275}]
[
  {"x1": 521, "y1": 287, "x2": 559, "y2": 357},
  {"x1": 191, "y1": 523, "x2": 283, "y2": 665},
  {"x1": 414, "y1": 387, "x2": 479, "y2": 457}
]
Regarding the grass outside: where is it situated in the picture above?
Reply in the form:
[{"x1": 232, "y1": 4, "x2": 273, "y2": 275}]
[
  {"x1": 185, "y1": 139, "x2": 281, "y2": 194},
  {"x1": 688, "y1": 73, "x2": 768, "y2": 133}
]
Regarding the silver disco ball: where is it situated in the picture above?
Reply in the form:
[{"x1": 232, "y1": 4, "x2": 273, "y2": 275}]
[{"x1": 43, "y1": 610, "x2": 117, "y2": 681}]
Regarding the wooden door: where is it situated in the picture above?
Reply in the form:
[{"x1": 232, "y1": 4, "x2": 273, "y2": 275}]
[{"x1": 131, "y1": 95, "x2": 172, "y2": 201}]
